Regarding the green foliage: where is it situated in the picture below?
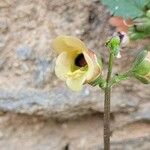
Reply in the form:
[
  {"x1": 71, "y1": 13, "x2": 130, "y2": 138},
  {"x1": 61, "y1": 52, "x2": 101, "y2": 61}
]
[
  {"x1": 134, "y1": 17, "x2": 150, "y2": 32},
  {"x1": 129, "y1": 15, "x2": 150, "y2": 40},
  {"x1": 101, "y1": 0, "x2": 150, "y2": 19},
  {"x1": 129, "y1": 31, "x2": 150, "y2": 40}
]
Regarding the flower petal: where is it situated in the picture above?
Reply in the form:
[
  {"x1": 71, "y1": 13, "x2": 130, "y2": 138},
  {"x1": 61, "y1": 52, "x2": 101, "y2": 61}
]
[
  {"x1": 52, "y1": 35, "x2": 87, "y2": 54},
  {"x1": 83, "y1": 50, "x2": 102, "y2": 82},
  {"x1": 66, "y1": 72, "x2": 87, "y2": 91},
  {"x1": 55, "y1": 52, "x2": 74, "y2": 80}
]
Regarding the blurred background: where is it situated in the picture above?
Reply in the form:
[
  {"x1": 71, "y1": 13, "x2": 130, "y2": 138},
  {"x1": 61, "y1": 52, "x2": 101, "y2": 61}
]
[{"x1": 0, "y1": 0, "x2": 150, "y2": 149}]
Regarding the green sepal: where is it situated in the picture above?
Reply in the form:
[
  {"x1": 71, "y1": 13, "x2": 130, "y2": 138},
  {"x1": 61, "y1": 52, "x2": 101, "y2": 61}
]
[
  {"x1": 132, "y1": 50, "x2": 148, "y2": 69},
  {"x1": 133, "y1": 73, "x2": 150, "y2": 84},
  {"x1": 131, "y1": 49, "x2": 150, "y2": 84},
  {"x1": 90, "y1": 76, "x2": 106, "y2": 90},
  {"x1": 97, "y1": 56, "x2": 103, "y2": 69},
  {"x1": 133, "y1": 60, "x2": 150, "y2": 75},
  {"x1": 99, "y1": 77, "x2": 107, "y2": 90}
]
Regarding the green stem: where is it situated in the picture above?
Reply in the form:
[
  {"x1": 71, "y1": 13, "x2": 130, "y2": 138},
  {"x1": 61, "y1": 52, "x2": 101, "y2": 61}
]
[{"x1": 104, "y1": 53, "x2": 114, "y2": 150}]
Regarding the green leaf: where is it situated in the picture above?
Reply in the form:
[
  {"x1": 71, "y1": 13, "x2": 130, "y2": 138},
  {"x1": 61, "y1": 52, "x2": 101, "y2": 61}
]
[{"x1": 101, "y1": 0, "x2": 150, "y2": 19}]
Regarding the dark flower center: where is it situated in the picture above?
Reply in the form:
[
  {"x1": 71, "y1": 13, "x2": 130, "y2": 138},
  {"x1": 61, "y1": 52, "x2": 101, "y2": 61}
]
[{"x1": 75, "y1": 53, "x2": 87, "y2": 67}]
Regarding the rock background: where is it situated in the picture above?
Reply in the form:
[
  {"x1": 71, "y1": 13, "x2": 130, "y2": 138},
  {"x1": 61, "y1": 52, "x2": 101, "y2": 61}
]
[{"x1": 0, "y1": 0, "x2": 150, "y2": 149}]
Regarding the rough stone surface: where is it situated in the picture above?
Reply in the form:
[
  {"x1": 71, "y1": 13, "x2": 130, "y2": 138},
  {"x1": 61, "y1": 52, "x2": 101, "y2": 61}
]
[
  {"x1": 0, "y1": 113, "x2": 150, "y2": 150},
  {"x1": 0, "y1": 0, "x2": 149, "y2": 149},
  {"x1": 16, "y1": 45, "x2": 34, "y2": 60}
]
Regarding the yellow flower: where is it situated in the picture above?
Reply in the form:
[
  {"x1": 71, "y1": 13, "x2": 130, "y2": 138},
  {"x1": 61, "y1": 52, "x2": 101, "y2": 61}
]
[{"x1": 53, "y1": 35, "x2": 102, "y2": 91}]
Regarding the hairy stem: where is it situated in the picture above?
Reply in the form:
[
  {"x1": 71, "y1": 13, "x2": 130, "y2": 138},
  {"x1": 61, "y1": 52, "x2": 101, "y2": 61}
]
[{"x1": 104, "y1": 53, "x2": 114, "y2": 150}]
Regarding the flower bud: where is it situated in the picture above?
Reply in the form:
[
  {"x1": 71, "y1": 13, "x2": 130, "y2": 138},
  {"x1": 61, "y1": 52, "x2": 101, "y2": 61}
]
[
  {"x1": 106, "y1": 32, "x2": 129, "y2": 58},
  {"x1": 106, "y1": 35, "x2": 120, "y2": 57},
  {"x1": 132, "y1": 50, "x2": 150, "y2": 84}
]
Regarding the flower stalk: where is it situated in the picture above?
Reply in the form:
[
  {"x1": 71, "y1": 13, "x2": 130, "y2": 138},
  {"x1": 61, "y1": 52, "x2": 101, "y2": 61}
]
[{"x1": 104, "y1": 52, "x2": 114, "y2": 150}]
